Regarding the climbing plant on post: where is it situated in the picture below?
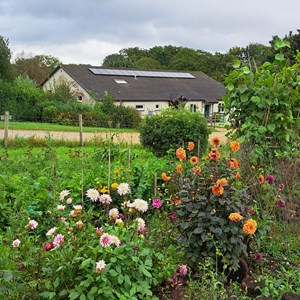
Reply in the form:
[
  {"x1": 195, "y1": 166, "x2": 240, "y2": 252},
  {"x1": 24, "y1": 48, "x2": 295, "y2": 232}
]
[{"x1": 223, "y1": 38, "x2": 300, "y2": 164}]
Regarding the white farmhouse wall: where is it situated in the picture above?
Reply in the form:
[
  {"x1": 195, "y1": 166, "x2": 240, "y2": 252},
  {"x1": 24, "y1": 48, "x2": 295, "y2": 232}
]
[
  {"x1": 43, "y1": 69, "x2": 92, "y2": 105},
  {"x1": 120, "y1": 100, "x2": 170, "y2": 117}
]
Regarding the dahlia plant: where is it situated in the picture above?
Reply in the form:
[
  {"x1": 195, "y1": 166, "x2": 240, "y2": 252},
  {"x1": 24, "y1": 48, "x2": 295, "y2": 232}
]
[{"x1": 160, "y1": 138, "x2": 261, "y2": 270}]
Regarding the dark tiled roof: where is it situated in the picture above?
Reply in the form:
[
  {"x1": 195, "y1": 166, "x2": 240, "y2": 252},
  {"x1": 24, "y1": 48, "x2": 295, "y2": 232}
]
[{"x1": 54, "y1": 65, "x2": 225, "y2": 103}]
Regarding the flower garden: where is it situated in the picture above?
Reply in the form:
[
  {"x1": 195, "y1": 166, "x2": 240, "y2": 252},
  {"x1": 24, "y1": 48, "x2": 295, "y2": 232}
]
[{"x1": 0, "y1": 135, "x2": 300, "y2": 300}]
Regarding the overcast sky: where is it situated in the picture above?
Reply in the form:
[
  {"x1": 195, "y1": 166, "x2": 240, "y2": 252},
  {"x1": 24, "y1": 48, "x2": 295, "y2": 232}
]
[{"x1": 1, "y1": 0, "x2": 299, "y2": 66}]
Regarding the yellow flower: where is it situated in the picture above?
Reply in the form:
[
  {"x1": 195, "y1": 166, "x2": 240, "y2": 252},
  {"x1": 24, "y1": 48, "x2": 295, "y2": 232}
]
[
  {"x1": 230, "y1": 141, "x2": 240, "y2": 152},
  {"x1": 243, "y1": 219, "x2": 257, "y2": 235},
  {"x1": 229, "y1": 212, "x2": 243, "y2": 222},
  {"x1": 111, "y1": 182, "x2": 119, "y2": 189}
]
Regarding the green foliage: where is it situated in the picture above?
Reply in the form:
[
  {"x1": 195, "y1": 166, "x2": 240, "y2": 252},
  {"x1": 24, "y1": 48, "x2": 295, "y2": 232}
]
[
  {"x1": 92, "y1": 92, "x2": 142, "y2": 128},
  {"x1": 160, "y1": 141, "x2": 262, "y2": 270},
  {"x1": 15, "y1": 52, "x2": 61, "y2": 84},
  {"x1": 0, "y1": 36, "x2": 16, "y2": 81},
  {"x1": 0, "y1": 146, "x2": 179, "y2": 299},
  {"x1": 223, "y1": 38, "x2": 300, "y2": 164},
  {"x1": 140, "y1": 108, "x2": 209, "y2": 157}
]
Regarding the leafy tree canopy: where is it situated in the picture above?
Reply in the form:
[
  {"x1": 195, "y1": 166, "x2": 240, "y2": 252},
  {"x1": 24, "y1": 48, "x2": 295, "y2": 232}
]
[
  {"x1": 14, "y1": 52, "x2": 61, "y2": 84},
  {"x1": 0, "y1": 36, "x2": 16, "y2": 81}
]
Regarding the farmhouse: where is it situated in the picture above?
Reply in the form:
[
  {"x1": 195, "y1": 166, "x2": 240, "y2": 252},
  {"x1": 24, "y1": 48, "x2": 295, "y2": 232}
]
[{"x1": 42, "y1": 65, "x2": 226, "y2": 118}]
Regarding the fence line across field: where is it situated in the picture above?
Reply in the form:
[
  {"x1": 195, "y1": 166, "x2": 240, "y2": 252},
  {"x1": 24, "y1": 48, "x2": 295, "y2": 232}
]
[{"x1": 0, "y1": 112, "x2": 141, "y2": 147}]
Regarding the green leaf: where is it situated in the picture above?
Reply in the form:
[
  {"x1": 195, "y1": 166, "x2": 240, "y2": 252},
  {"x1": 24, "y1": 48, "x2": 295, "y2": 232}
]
[
  {"x1": 69, "y1": 291, "x2": 80, "y2": 299},
  {"x1": 89, "y1": 287, "x2": 98, "y2": 295},
  {"x1": 232, "y1": 60, "x2": 241, "y2": 69},
  {"x1": 80, "y1": 295, "x2": 86, "y2": 300},
  {"x1": 193, "y1": 227, "x2": 203, "y2": 234},
  {"x1": 53, "y1": 277, "x2": 60, "y2": 289},
  {"x1": 274, "y1": 39, "x2": 290, "y2": 50},
  {"x1": 117, "y1": 274, "x2": 124, "y2": 284},
  {"x1": 39, "y1": 291, "x2": 56, "y2": 299},
  {"x1": 109, "y1": 269, "x2": 118, "y2": 277},
  {"x1": 141, "y1": 267, "x2": 152, "y2": 278},
  {"x1": 227, "y1": 83, "x2": 234, "y2": 91},
  {"x1": 80, "y1": 258, "x2": 92, "y2": 269},
  {"x1": 242, "y1": 66, "x2": 250, "y2": 74},
  {"x1": 257, "y1": 126, "x2": 267, "y2": 134},
  {"x1": 240, "y1": 94, "x2": 249, "y2": 103},
  {"x1": 250, "y1": 96, "x2": 260, "y2": 104},
  {"x1": 275, "y1": 53, "x2": 285, "y2": 61},
  {"x1": 267, "y1": 124, "x2": 276, "y2": 132}
]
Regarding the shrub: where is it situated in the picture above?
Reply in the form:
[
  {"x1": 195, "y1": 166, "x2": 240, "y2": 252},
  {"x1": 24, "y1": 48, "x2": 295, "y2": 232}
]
[
  {"x1": 42, "y1": 105, "x2": 59, "y2": 122},
  {"x1": 140, "y1": 108, "x2": 209, "y2": 157},
  {"x1": 159, "y1": 138, "x2": 264, "y2": 271}
]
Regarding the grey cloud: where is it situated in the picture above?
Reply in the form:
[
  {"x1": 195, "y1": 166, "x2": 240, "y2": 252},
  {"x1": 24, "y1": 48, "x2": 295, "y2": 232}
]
[{"x1": 1, "y1": 0, "x2": 300, "y2": 64}]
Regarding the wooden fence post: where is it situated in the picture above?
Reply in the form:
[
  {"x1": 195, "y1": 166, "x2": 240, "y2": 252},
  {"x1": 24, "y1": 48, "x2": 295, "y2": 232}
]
[
  {"x1": 79, "y1": 114, "x2": 83, "y2": 146},
  {"x1": 4, "y1": 111, "x2": 9, "y2": 148}
]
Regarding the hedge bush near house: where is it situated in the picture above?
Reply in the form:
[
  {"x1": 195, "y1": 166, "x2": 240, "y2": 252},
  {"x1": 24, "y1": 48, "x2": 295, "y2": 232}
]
[{"x1": 139, "y1": 108, "x2": 209, "y2": 157}]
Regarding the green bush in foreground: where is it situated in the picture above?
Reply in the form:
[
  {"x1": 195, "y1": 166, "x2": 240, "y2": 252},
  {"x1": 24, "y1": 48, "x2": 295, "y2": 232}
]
[{"x1": 140, "y1": 108, "x2": 209, "y2": 157}]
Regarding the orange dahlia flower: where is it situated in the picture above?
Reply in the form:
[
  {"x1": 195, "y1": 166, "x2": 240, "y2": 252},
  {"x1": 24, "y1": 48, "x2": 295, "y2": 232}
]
[
  {"x1": 212, "y1": 184, "x2": 224, "y2": 197},
  {"x1": 209, "y1": 148, "x2": 221, "y2": 161},
  {"x1": 235, "y1": 172, "x2": 241, "y2": 180},
  {"x1": 230, "y1": 141, "x2": 240, "y2": 152},
  {"x1": 190, "y1": 156, "x2": 198, "y2": 165},
  {"x1": 229, "y1": 212, "x2": 243, "y2": 222},
  {"x1": 176, "y1": 147, "x2": 186, "y2": 161},
  {"x1": 243, "y1": 219, "x2": 257, "y2": 235},
  {"x1": 161, "y1": 172, "x2": 171, "y2": 181},
  {"x1": 216, "y1": 178, "x2": 227, "y2": 186},
  {"x1": 229, "y1": 158, "x2": 239, "y2": 169},
  {"x1": 187, "y1": 141, "x2": 195, "y2": 151},
  {"x1": 192, "y1": 166, "x2": 201, "y2": 176},
  {"x1": 175, "y1": 164, "x2": 182, "y2": 174},
  {"x1": 211, "y1": 137, "x2": 221, "y2": 147},
  {"x1": 259, "y1": 174, "x2": 264, "y2": 184}
]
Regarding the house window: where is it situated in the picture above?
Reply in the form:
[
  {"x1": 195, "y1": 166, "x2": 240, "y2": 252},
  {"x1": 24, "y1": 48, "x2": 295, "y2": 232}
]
[
  {"x1": 135, "y1": 104, "x2": 144, "y2": 110},
  {"x1": 190, "y1": 104, "x2": 197, "y2": 112},
  {"x1": 114, "y1": 79, "x2": 128, "y2": 84},
  {"x1": 218, "y1": 102, "x2": 225, "y2": 113},
  {"x1": 77, "y1": 95, "x2": 83, "y2": 102},
  {"x1": 155, "y1": 104, "x2": 160, "y2": 110}
]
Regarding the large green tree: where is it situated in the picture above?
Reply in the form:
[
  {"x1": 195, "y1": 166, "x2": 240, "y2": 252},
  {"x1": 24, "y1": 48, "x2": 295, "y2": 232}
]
[
  {"x1": 0, "y1": 36, "x2": 15, "y2": 81},
  {"x1": 14, "y1": 52, "x2": 60, "y2": 84}
]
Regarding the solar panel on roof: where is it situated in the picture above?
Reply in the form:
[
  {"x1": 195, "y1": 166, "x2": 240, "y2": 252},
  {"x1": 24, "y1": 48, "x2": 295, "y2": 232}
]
[{"x1": 89, "y1": 68, "x2": 195, "y2": 79}]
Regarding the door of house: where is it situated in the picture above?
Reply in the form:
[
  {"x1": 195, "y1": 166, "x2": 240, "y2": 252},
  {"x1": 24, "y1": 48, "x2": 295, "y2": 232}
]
[{"x1": 204, "y1": 104, "x2": 210, "y2": 119}]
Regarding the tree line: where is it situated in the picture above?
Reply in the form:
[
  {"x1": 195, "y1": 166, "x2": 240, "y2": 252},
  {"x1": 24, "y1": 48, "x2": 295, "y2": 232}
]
[{"x1": 1, "y1": 29, "x2": 300, "y2": 85}]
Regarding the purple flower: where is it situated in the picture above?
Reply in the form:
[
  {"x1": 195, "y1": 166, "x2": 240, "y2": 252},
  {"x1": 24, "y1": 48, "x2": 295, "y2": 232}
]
[
  {"x1": 167, "y1": 212, "x2": 178, "y2": 220},
  {"x1": 265, "y1": 174, "x2": 275, "y2": 185},
  {"x1": 277, "y1": 198, "x2": 286, "y2": 208},
  {"x1": 278, "y1": 183, "x2": 285, "y2": 192},
  {"x1": 178, "y1": 264, "x2": 188, "y2": 276},
  {"x1": 152, "y1": 198, "x2": 163, "y2": 209}
]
